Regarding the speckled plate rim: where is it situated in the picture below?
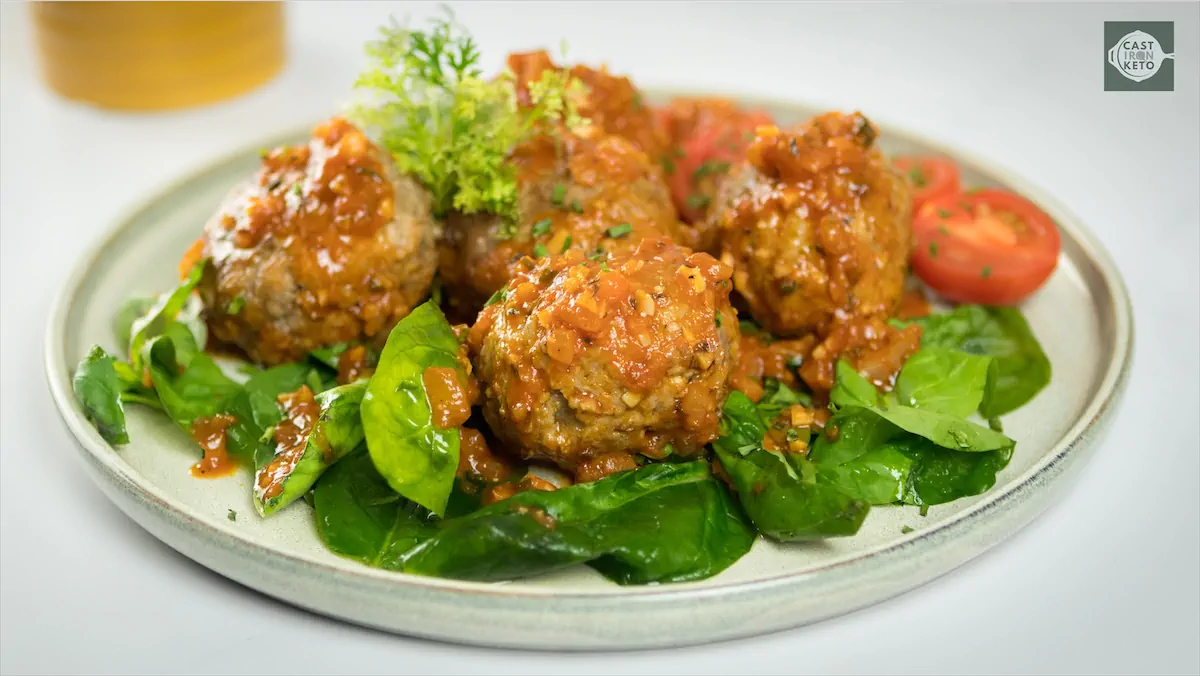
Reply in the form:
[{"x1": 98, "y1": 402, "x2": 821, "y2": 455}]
[{"x1": 44, "y1": 90, "x2": 1134, "y2": 650}]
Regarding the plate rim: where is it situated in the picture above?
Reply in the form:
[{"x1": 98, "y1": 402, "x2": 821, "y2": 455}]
[{"x1": 43, "y1": 89, "x2": 1135, "y2": 611}]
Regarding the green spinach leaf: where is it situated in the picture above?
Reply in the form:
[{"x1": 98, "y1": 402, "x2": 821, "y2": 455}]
[
  {"x1": 145, "y1": 332, "x2": 241, "y2": 433},
  {"x1": 129, "y1": 260, "x2": 207, "y2": 372},
  {"x1": 72, "y1": 346, "x2": 134, "y2": 444},
  {"x1": 907, "y1": 305, "x2": 1050, "y2": 417},
  {"x1": 712, "y1": 391, "x2": 869, "y2": 541},
  {"x1": 893, "y1": 347, "x2": 993, "y2": 417},
  {"x1": 361, "y1": 301, "x2": 463, "y2": 516}
]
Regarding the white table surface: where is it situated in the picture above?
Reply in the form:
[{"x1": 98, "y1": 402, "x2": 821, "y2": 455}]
[{"x1": 2, "y1": 2, "x2": 1197, "y2": 674}]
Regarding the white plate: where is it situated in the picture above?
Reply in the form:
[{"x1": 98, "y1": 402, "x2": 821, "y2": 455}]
[{"x1": 44, "y1": 94, "x2": 1133, "y2": 650}]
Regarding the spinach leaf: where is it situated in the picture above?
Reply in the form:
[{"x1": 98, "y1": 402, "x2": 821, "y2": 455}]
[
  {"x1": 907, "y1": 305, "x2": 1051, "y2": 417},
  {"x1": 313, "y1": 448, "x2": 437, "y2": 567},
  {"x1": 72, "y1": 346, "x2": 133, "y2": 444},
  {"x1": 129, "y1": 260, "x2": 207, "y2": 372},
  {"x1": 756, "y1": 377, "x2": 811, "y2": 422},
  {"x1": 712, "y1": 391, "x2": 869, "y2": 541},
  {"x1": 817, "y1": 442, "x2": 916, "y2": 505},
  {"x1": 314, "y1": 457, "x2": 752, "y2": 583},
  {"x1": 830, "y1": 362, "x2": 1012, "y2": 452},
  {"x1": 308, "y1": 343, "x2": 353, "y2": 371},
  {"x1": 894, "y1": 347, "x2": 993, "y2": 417},
  {"x1": 585, "y1": 480, "x2": 754, "y2": 585},
  {"x1": 895, "y1": 438, "x2": 1013, "y2": 506},
  {"x1": 361, "y1": 301, "x2": 463, "y2": 516},
  {"x1": 145, "y1": 332, "x2": 241, "y2": 433},
  {"x1": 112, "y1": 297, "x2": 154, "y2": 349},
  {"x1": 223, "y1": 364, "x2": 314, "y2": 465},
  {"x1": 255, "y1": 380, "x2": 367, "y2": 516}
]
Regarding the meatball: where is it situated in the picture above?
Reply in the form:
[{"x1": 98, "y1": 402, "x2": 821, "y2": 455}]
[
  {"x1": 508, "y1": 50, "x2": 670, "y2": 160},
  {"x1": 198, "y1": 117, "x2": 436, "y2": 365},
  {"x1": 711, "y1": 112, "x2": 913, "y2": 337},
  {"x1": 438, "y1": 126, "x2": 693, "y2": 319},
  {"x1": 656, "y1": 97, "x2": 774, "y2": 247},
  {"x1": 468, "y1": 238, "x2": 740, "y2": 476}
]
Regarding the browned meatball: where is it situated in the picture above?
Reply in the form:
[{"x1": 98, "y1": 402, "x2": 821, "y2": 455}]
[
  {"x1": 438, "y1": 127, "x2": 694, "y2": 319},
  {"x1": 468, "y1": 238, "x2": 740, "y2": 478},
  {"x1": 507, "y1": 50, "x2": 670, "y2": 160},
  {"x1": 710, "y1": 112, "x2": 913, "y2": 336},
  {"x1": 198, "y1": 118, "x2": 436, "y2": 365}
]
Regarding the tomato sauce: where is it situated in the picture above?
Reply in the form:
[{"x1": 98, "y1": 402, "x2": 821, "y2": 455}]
[
  {"x1": 574, "y1": 451, "x2": 638, "y2": 484},
  {"x1": 423, "y1": 366, "x2": 475, "y2": 430},
  {"x1": 256, "y1": 385, "x2": 320, "y2": 501},
  {"x1": 728, "y1": 334, "x2": 815, "y2": 402},
  {"x1": 335, "y1": 344, "x2": 373, "y2": 385},
  {"x1": 190, "y1": 414, "x2": 238, "y2": 478}
]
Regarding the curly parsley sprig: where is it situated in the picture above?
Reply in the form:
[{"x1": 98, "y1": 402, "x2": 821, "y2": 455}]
[{"x1": 350, "y1": 10, "x2": 586, "y2": 237}]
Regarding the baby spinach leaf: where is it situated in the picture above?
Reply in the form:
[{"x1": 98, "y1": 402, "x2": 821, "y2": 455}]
[
  {"x1": 895, "y1": 438, "x2": 1014, "y2": 506},
  {"x1": 315, "y1": 456, "x2": 749, "y2": 583},
  {"x1": 585, "y1": 479, "x2": 755, "y2": 585},
  {"x1": 362, "y1": 301, "x2": 463, "y2": 516},
  {"x1": 713, "y1": 391, "x2": 869, "y2": 541},
  {"x1": 129, "y1": 260, "x2": 207, "y2": 372},
  {"x1": 223, "y1": 364, "x2": 314, "y2": 465},
  {"x1": 112, "y1": 297, "x2": 155, "y2": 349},
  {"x1": 756, "y1": 377, "x2": 812, "y2": 422},
  {"x1": 255, "y1": 380, "x2": 367, "y2": 517},
  {"x1": 145, "y1": 332, "x2": 241, "y2": 433},
  {"x1": 72, "y1": 346, "x2": 133, "y2": 445},
  {"x1": 893, "y1": 347, "x2": 993, "y2": 417},
  {"x1": 313, "y1": 448, "x2": 437, "y2": 567},
  {"x1": 907, "y1": 305, "x2": 1050, "y2": 417},
  {"x1": 817, "y1": 443, "x2": 917, "y2": 505}
]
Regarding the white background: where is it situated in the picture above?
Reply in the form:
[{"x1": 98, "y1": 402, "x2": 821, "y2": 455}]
[{"x1": 2, "y1": 2, "x2": 1198, "y2": 674}]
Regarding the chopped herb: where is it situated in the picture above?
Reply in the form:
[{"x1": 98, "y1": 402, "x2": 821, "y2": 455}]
[
  {"x1": 267, "y1": 178, "x2": 283, "y2": 192},
  {"x1": 227, "y1": 509, "x2": 237, "y2": 522},
  {"x1": 907, "y1": 166, "x2": 926, "y2": 186},
  {"x1": 258, "y1": 148, "x2": 269, "y2": 159},
  {"x1": 981, "y1": 266, "x2": 992, "y2": 279},
  {"x1": 671, "y1": 146, "x2": 686, "y2": 159},
  {"x1": 714, "y1": 312, "x2": 723, "y2": 328},
  {"x1": 786, "y1": 355, "x2": 803, "y2": 368},
  {"x1": 785, "y1": 428, "x2": 801, "y2": 442},
  {"x1": 533, "y1": 243, "x2": 550, "y2": 258},
  {"x1": 292, "y1": 183, "x2": 303, "y2": 197},
  {"x1": 561, "y1": 235, "x2": 573, "y2": 253},
  {"x1": 901, "y1": 525, "x2": 914, "y2": 534},
  {"x1": 686, "y1": 194, "x2": 710, "y2": 210},
  {"x1": 937, "y1": 224, "x2": 950, "y2": 235},
  {"x1": 692, "y1": 161, "x2": 730, "y2": 184},
  {"x1": 225, "y1": 295, "x2": 247, "y2": 315},
  {"x1": 588, "y1": 248, "x2": 607, "y2": 262},
  {"x1": 568, "y1": 199, "x2": 584, "y2": 214},
  {"x1": 259, "y1": 425, "x2": 277, "y2": 444},
  {"x1": 550, "y1": 184, "x2": 567, "y2": 205},
  {"x1": 936, "y1": 208, "x2": 951, "y2": 219},
  {"x1": 606, "y1": 223, "x2": 633, "y2": 238},
  {"x1": 661, "y1": 156, "x2": 676, "y2": 175},
  {"x1": 928, "y1": 241, "x2": 939, "y2": 258},
  {"x1": 485, "y1": 284, "x2": 509, "y2": 307},
  {"x1": 600, "y1": 261, "x2": 611, "y2": 272},
  {"x1": 919, "y1": 504, "x2": 930, "y2": 517},
  {"x1": 530, "y1": 218, "x2": 552, "y2": 237},
  {"x1": 988, "y1": 417, "x2": 1004, "y2": 432}
]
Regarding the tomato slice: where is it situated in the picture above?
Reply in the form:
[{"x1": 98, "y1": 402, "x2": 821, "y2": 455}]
[
  {"x1": 894, "y1": 156, "x2": 961, "y2": 214},
  {"x1": 668, "y1": 111, "x2": 771, "y2": 222},
  {"x1": 911, "y1": 189, "x2": 1061, "y2": 306}
]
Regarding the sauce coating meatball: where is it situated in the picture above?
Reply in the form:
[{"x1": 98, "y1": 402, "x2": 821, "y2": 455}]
[
  {"x1": 508, "y1": 50, "x2": 669, "y2": 160},
  {"x1": 468, "y1": 238, "x2": 740, "y2": 477},
  {"x1": 198, "y1": 118, "x2": 436, "y2": 365},
  {"x1": 711, "y1": 112, "x2": 913, "y2": 337},
  {"x1": 438, "y1": 126, "x2": 692, "y2": 319}
]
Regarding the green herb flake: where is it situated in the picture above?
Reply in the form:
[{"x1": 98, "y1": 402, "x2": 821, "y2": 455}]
[
  {"x1": 929, "y1": 241, "x2": 939, "y2": 258},
  {"x1": 561, "y1": 235, "x2": 573, "y2": 253},
  {"x1": 533, "y1": 243, "x2": 550, "y2": 258},
  {"x1": 901, "y1": 525, "x2": 914, "y2": 534},
  {"x1": 936, "y1": 208, "x2": 951, "y2": 219},
  {"x1": 937, "y1": 224, "x2": 950, "y2": 235},
  {"x1": 600, "y1": 261, "x2": 611, "y2": 272},
  {"x1": 714, "y1": 312, "x2": 723, "y2": 328},
  {"x1": 692, "y1": 161, "x2": 730, "y2": 184},
  {"x1": 485, "y1": 284, "x2": 509, "y2": 307},
  {"x1": 550, "y1": 184, "x2": 567, "y2": 206},
  {"x1": 661, "y1": 156, "x2": 676, "y2": 175},
  {"x1": 606, "y1": 223, "x2": 633, "y2": 238},
  {"x1": 225, "y1": 295, "x2": 247, "y2": 315},
  {"x1": 292, "y1": 183, "x2": 303, "y2": 197},
  {"x1": 686, "y1": 194, "x2": 711, "y2": 210},
  {"x1": 908, "y1": 166, "x2": 926, "y2": 187},
  {"x1": 919, "y1": 504, "x2": 930, "y2": 517},
  {"x1": 588, "y1": 248, "x2": 608, "y2": 262},
  {"x1": 981, "y1": 266, "x2": 992, "y2": 279},
  {"x1": 569, "y1": 199, "x2": 585, "y2": 214},
  {"x1": 530, "y1": 218, "x2": 552, "y2": 237},
  {"x1": 227, "y1": 509, "x2": 237, "y2": 522}
]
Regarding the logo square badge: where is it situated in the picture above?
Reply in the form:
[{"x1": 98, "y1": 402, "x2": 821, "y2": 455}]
[{"x1": 1105, "y1": 21, "x2": 1175, "y2": 91}]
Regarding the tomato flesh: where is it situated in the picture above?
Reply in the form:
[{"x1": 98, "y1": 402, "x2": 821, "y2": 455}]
[
  {"x1": 911, "y1": 189, "x2": 1061, "y2": 306},
  {"x1": 668, "y1": 111, "x2": 771, "y2": 222},
  {"x1": 895, "y1": 156, "x2": 960, "y2": 214}
]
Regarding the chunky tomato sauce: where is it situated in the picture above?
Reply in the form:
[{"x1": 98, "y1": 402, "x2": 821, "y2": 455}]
[
  {"x1": 256, "y1": 385, "x2": 320, "y2": 501},
  {"x1": 423, "y1": 366, "x2": 474, "y2": 430},
  {"x1": 335, "y1": 344, "x2": 373, "y2": 385},
  {"x1": 190, "y1": 414, "x2": 239, "y2": 478}
]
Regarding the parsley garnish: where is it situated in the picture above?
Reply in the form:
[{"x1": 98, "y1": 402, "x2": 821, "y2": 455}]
[
  {"x1": 531, "y1": 218, "x2": 552, "y2": 237},
  {"x1": 349, "y1": 11, "x2": 588, "y2": 236},
  {"x1": 533, "y1": 243, "x2": 549, "y2": 258},
  {"x1": 225, "y1": 295, "x2": 246, "y2": 315},
  {"x1": 568, "y1": 199, "x2": 584, "y2": 214},
  {"x1": 692, "y1": 160, "x2": 730, "y2": 184},
  {"x1": 606, "y1": 223, "x2": 633, "y2": 238},
  {"x1": 936, "y1": 208, "x2": 951, "y2": 219},
  {"x1": 550, "y1": 184, "x2": 567, "y2": 205},
  {"x1": 561, "y1": 235, "x2": 573, "y2": 253},
  {"x1": 484, "y1": 284, "x2": 509, "y2": 307},
  {"x1": 686, "y1": 194, "x2": 710, "y2": 210},
  {"x1": 227, "y1": 509, "x2": 237, "y2": 522},
  {"x1": 928, "y1": 241, "x2": 939, "y2": 258},
  {"x1": 981, "y1": 266, "x2": 992, "y2": 279},
  {"x1": 907, "y1": 165, "x2": 926, "y2": 187}
]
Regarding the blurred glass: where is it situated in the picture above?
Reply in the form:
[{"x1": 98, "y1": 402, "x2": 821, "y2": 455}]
[{"x1": 31, "y1": 1, "x2": 286, "y2": 111}]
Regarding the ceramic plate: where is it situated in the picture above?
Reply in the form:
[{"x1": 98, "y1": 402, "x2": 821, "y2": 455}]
[{"x1": 45, "y1": 94, "x2": 1133, "y2": 650}]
